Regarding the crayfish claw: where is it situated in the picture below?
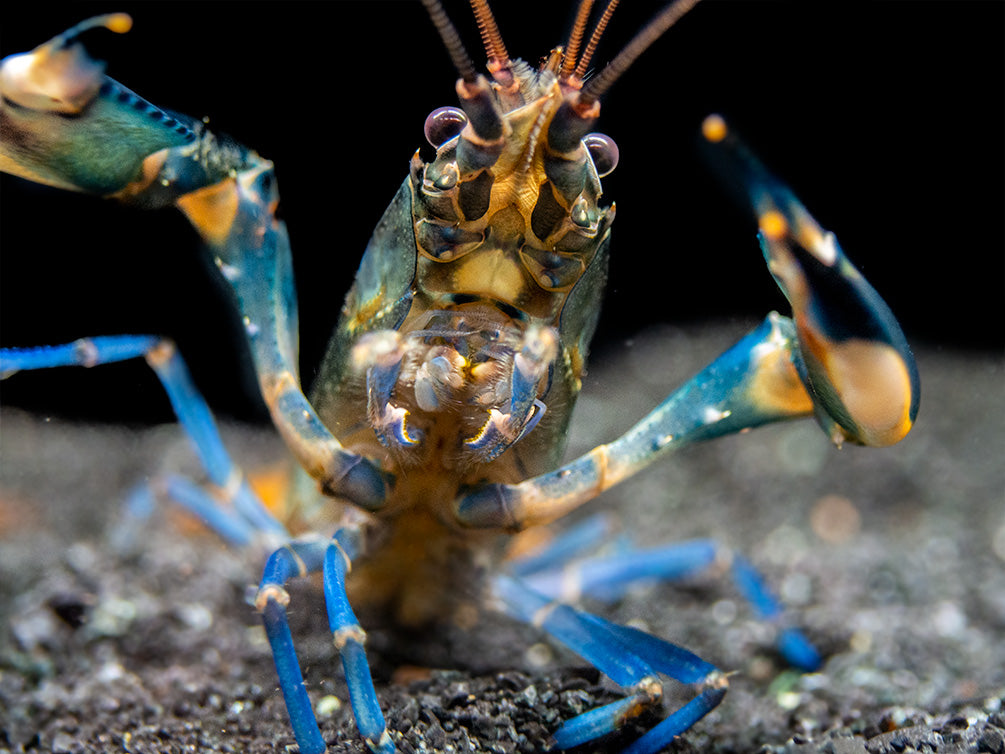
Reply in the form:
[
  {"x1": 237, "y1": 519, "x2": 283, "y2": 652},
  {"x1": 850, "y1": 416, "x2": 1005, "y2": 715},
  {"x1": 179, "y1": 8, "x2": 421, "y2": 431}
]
[{"x1": 702, "y1": 114, "x2": 919, "y2": 447}]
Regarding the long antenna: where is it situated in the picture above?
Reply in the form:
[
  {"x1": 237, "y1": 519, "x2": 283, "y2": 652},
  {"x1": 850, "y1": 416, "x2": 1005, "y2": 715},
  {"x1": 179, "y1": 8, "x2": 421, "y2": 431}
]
[
  {"x1": 574, "y1": 0, "x2": 620, "y2": 80},
  {"x1": 420, "y1": 0, "x2": 478, "y2": 83},
  {"x1": 469, "y1": 0, "x2": 510, "y2": 66},
  {"x1": 561, "y1": 0, "x2": 596, "y2": 79},
  {"x1": 582, "y1": 0, "x2": 701, "y2": 102}
]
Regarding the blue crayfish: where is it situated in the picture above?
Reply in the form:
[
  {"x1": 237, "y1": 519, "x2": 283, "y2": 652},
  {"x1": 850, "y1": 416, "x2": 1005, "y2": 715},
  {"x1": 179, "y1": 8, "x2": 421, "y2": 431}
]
[{"x1": 0, "y1": 2, "x2": 919, "y2": 752}]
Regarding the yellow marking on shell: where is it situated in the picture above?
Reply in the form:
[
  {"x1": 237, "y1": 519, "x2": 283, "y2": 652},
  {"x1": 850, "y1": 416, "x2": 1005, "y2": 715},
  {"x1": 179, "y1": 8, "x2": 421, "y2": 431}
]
[
  {"x1": 452, "y1": 248, "x2": 527, "y2": 305},
  {"x1": 566, "y1": 345, "x2": 586, "y2": 393},
  {"x1": 593, "y1": 442, "x2": 612, "y2": 494},
  {"x1": 748, "y1": 337, "x2": 814, "y2": 417},
  {"x1": 759, "y1": 210, "x2": 788, "y2": 241},
  {"x1": 144, "y1": 338, "x2": 176, "y2": 366},
  {"x1": 346, "y1": 283, "x2": 395, "y2": 335},
  {"x1": 530, "y1": 600, "x2": 560, "y2": 628},
  {"x1": 176, "y1": 178, "x2": 239, "y2": 247},
  {"x1": 465, "y1": 409, "x2": 509, "y2": 446},
  {"x1": 478, "y1": 83, "x2": 566, "y2": 225},
  {"x1": 284, "y1": 542, "x2": 310, "y2": 577},
  {"x1": 470, "y1": 360, "x2": 501, "y2": 382},
  {"x1": 254, "y1": 583, "x2": 290, "y2": 611},
  {"x1": 110, "y1": 149, "x2": 170, "y2": 201},
  {"x1": 822, "y1": 339, "x2": 915, "y2": 446},
  {"x1": 702, "y1": 114, "x2": 729, "y2": 143},
  {"x1": 382, "y1": 403, "x2": 421, "y2": 445},
  {"x1": 332, "y1": 624, "x2": 367, "y2": 650}
]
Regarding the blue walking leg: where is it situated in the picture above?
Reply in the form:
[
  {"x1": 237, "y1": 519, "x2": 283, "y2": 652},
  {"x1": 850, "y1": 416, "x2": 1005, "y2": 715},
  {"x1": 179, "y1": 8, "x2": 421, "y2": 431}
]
[
  {"x1": 509, "y1": 513, "x2": 620, "y2": 577},
  {"x1": 323, "y1": 528, "x2": 394, "y2": 754},
  {"x1": 255, "y1": 526, "x2": 394, "y2": 754},
  {"x1": 521, "y1": 537, "x2": 821, "y2": 672},
  {"x1": 494, "y1": 574, "x2": 726, "y2": 752},
  {"x1": 520, "y1": 538, "x2": 717, "y2": 601},
  {"x1": 255, "y1": 538, "x2": 329, "y2": 754},
  {"x1": 0, "y1": 336, "x2": 287, "y2": 543},
  {"x1": 731, "y1": 554, "x2": 821, "y2": 671}
]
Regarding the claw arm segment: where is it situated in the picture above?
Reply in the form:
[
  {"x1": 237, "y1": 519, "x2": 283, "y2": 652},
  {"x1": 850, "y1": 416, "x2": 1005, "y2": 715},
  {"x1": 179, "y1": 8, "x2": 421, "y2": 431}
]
[
  {"x1": 456, "y1": 314, "x2": 814, "y2": 530},
  {"x1": 0, "y1": 18, "x2": 394, "y2": 509},
  {"x1": 702, "y1": 115, "x2": 920, "y2": 447},
  {"x1": 0, "y1": 20, "x2": 392, "y2": 510},
  {"x1": 175, "y1": 163, "x2": 393, "y2": 511}
]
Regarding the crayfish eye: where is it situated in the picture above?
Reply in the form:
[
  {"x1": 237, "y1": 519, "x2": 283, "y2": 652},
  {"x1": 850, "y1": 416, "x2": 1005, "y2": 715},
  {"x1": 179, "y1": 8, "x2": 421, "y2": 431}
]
[
  {"x1": 424, "y1": 106, "x2": 468, "y2": 148},
  {"x1": 584, "y1": 132, "x2": 619, "y2": 177}
]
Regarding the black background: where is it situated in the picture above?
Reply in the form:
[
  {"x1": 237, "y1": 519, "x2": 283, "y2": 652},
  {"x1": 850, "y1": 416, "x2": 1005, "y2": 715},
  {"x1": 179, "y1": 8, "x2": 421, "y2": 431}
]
[{"x1": 1, "y1": 1, "x2": 1002, "y2": 424}]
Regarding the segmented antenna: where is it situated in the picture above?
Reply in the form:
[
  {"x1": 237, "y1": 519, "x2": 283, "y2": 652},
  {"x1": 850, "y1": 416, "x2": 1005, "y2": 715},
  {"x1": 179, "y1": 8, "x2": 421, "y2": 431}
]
[
  {"x1": 469, "y1": 0, "x2": 509, "y2": 66},
  {"x1": 561, "y1": 0, "x2": 596, "y2": 79},
  {"x1": 582, "y1": 0, "x2": 702, "y2": 102},
  {"x1": 574, "y1": 0, "x2": 619, "y2": 80},
  {"x1": 419, "y1": 0, "x2": 478, "y2": 82}
]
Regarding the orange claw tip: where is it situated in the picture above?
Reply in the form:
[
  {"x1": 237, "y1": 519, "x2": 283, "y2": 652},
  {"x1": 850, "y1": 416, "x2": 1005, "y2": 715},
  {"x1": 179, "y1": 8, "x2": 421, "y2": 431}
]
[
  {"x1": 758, "y1": 209, "x2": 788, "y2": 241},
  {"x1": 103, "y1": 13, "x2": 134, "y2": 34},
  {"x1": 62, "y1": 13, "x2": 133, "y2": 39},
  {"x1": 702, "y1": 114, "x2": 728, "y2": 143}
]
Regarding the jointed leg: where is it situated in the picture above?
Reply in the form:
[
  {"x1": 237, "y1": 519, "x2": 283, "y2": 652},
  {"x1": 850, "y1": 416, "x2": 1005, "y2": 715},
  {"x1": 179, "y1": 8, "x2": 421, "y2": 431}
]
[
  {"x1": 515, "y1": 531, "x2": 821, "y2": 671},
  {"x1": 0, "y1": 336, "x2": 286, "y2": 545},
  {"x1": 495, "y1": 573, "x2": 728, "y2": 753},
  {"x1": 255, "y1": 519, "x2": 393, "y2": 754}
]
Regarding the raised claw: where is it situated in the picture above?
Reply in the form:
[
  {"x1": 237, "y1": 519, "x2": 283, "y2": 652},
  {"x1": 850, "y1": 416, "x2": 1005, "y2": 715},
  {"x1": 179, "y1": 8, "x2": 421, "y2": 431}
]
[
  {"x1": 0, "y1": 15, "x2": 196, "y2": 194},
  {"x1": 702, "y1": 115, "x2": 920, "y2": 447}
]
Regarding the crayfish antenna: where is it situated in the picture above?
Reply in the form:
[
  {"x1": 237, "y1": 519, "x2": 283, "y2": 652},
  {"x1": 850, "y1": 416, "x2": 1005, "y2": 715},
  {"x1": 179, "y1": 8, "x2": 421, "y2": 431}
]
[
  {"x1": 581, "y1": 0, "x2": 702, "y2": 103},
  {"x1": 419, "y1": 0, "x2": 478, "y2": 83},
  {"x1": 572, "y1": 0, "x2": 620, "y2": 80}
]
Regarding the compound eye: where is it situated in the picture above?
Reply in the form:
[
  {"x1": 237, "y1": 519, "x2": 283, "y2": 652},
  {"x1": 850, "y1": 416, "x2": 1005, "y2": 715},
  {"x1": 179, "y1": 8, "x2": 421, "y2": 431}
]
[
  {"x1": 424, "y1": 107, "x2": 468, "y2": 148},
  {"x1": 584, "y1": 132, "x2": 619, "y2": 177}
]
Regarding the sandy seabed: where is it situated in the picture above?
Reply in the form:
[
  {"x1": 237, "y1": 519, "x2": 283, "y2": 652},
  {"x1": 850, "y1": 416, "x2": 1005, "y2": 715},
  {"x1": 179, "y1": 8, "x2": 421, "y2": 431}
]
[{"x1": 1, "y1": 325, "x2": 1002, "y2": 753}]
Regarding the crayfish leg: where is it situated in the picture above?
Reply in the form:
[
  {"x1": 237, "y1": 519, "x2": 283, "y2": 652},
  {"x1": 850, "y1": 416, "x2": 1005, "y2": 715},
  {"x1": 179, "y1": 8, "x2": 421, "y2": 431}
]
[
  {"x1": 256, "y1": 526, "x2": 395, "y2": 754},
  {"x1": 0, "y1": 336, "x2": 286, "y2": 546},
  {"x1": 494, "y1": 573, "x2": 727, "y2": 752}
]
